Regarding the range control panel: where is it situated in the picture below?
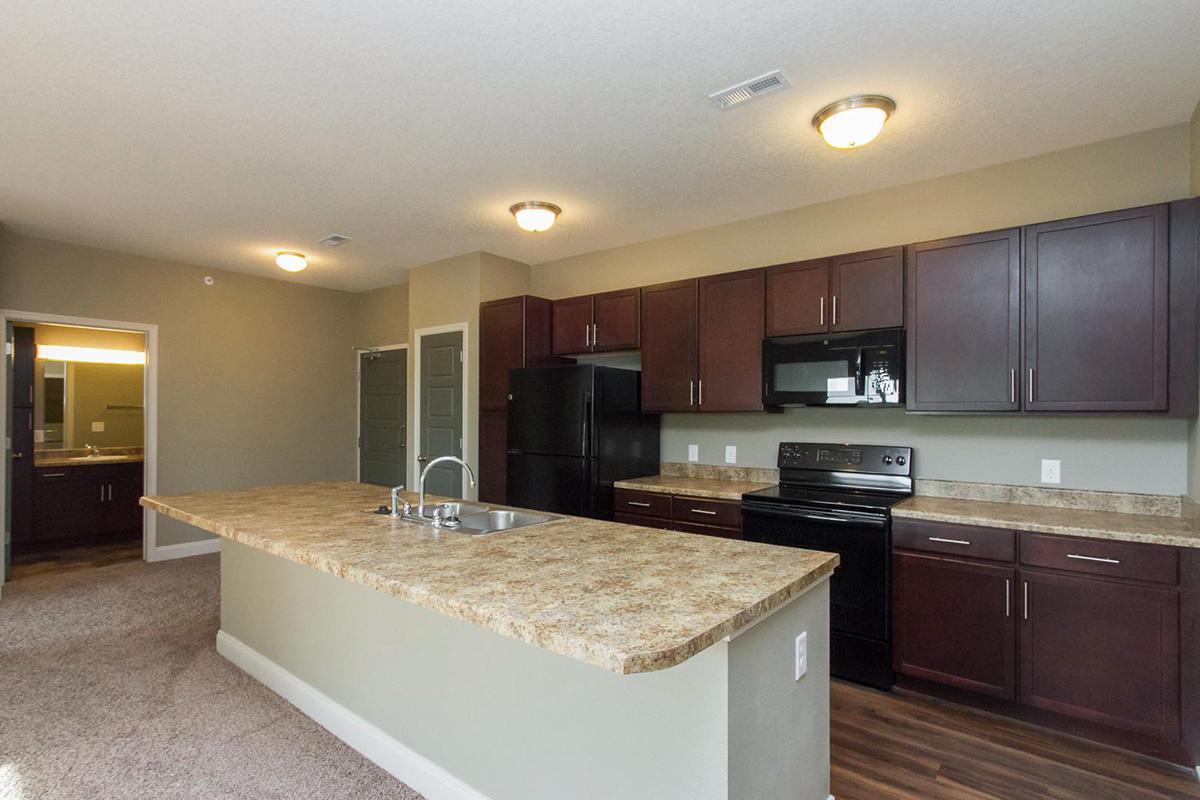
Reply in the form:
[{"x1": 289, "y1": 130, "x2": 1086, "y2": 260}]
[{"x1": 778, "y1": 442, "x2": 913, "y2": 477}]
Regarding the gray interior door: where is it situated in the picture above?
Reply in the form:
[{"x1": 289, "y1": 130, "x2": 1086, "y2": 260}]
[
  {"x1": 419, "y1": 331, "x2": 464, "y2": 498},
  {"x1": 359, "y1": 349, "x2": 407, "y2": 487}
]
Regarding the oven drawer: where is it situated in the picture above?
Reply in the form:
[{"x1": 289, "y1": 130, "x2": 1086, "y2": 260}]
[
  {"x1": 893, "y1": 518, "x2": 1015, "y2": 562},
  {"x1": 613, "y1": 489, "x2": 672, "y2": 519},
  {"x1": 672, "y1": 496, "x2": 741, "y2": 528},
  {"x1": 1019, "y1": 532, "x2": 1177, "y2": 585}
]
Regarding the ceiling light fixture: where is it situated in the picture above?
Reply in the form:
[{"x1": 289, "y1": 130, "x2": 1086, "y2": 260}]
[
  {"x1": 510, "y1": 201, "x2": 561, "y2": 233},
  {"x1": 275, "y1": 251, "x2": 308, "y2": 272},
  {"x1": 812, "y1": 95, "x2": 896, "y2": 149}
]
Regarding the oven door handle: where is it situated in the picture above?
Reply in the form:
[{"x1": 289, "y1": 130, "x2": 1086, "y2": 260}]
[{"x1": 741, "y1": 502, "x2": 887, "y2": 529}]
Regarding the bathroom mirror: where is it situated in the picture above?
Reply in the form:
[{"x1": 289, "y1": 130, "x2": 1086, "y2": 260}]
[{"x1": 34, "y1": 358, "x2": 145, "y2": 451}]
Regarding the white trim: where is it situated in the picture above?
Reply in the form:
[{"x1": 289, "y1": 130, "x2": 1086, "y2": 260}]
[
  {"x1": 216, "y1": 630, "x2": 492, "y2": 800},
  {"x1": 411, "y1": 323, "x2": 472, "y2": 500},
  {"x1": 354, "y1": 344, "x2": 408, "y2": 484},
  {"x1": 1, "y1": 309, "x2": 165, "y2": 583},
  {"x1": 145, "y1": 537, "x2": 220, "y2": 562}
]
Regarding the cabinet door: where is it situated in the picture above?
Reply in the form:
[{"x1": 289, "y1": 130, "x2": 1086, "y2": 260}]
[
  {"x1": 1024, "y1": 205, "x2": 1168, "y2": 411},
  {"x1": 893, "y1": 553, "x2": 1016, "y2": 699},
  {"x1": 552, "y1": 295, "x2": 594, "y2": 355},
  {"x1": 477, "y1": 410, "x2": 508, "y2": 505},
  {"x1": 13, "y1": 325, "x2": 35, "y2": 408},
  {"x1": 104, "y1": 476, "x2": 144, "y2": 536},
  {"x1": 830, "y1": 246, "x2": 904, "y2": 331},
  {"x1": 1020, "y1": 570, "x2": 1180, "y2": 740},
  {"x1": 698, "y1": 269, "x2": 765, "y2": 412},
  {"x1": 592, "y1": 288, "x2": 640, "y2": 351},
  {"x1": 479, "y1": 297, "x2": 527, "y2": 411},
  {"x1": 640, "y1": 279, "x2": 698, "y2": 412},
  {"x1": 765, "y1": 259, "x2": 829, "y2": 336},
  {"x1": 33, "y1": 477, "x2": 102, "y2": 544},
  {"x1": 906, "y1": 230, "x2": 1021, "y2": 411}
]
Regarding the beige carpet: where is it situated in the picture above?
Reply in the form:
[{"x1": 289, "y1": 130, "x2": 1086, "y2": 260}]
[{"x1": 0, "y1": 554, "x2": 424, "y2": 800}]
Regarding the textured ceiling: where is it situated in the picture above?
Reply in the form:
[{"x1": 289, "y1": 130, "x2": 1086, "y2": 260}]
[{"x1": 2, "y1": 1, "x2": 1199, "y2": 291}]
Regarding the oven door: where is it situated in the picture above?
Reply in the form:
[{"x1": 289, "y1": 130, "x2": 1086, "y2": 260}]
[
  {"x1": 762, "y1": 328, "x2": 903, "y2": 407},
  {"x1": 741, "y1": 502, "x2": 889, "y2": 641}
]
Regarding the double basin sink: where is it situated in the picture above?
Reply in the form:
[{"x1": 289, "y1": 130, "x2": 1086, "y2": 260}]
[{"x1": 375, "y1": 501, "x2": 556, "y2": 535}]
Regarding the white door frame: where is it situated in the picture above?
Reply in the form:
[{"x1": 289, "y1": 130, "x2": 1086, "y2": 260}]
[
  {"x1": 411, "y1": 323, "x2": 471, "y2": 500},
  {"x1": 354, "y1": 343, "x2": 408, "y2": 484},
  {"x1": 0, "y1": 308, "x2": 176, "y2": 589}
]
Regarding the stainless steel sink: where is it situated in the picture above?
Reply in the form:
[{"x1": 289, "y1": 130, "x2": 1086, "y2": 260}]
[
  {"x1": 435, "y1": 502, "x2": 488, "y2": 518},
  {"x1": 454, "y1": 509, "x2": 557, "y2": 534}
]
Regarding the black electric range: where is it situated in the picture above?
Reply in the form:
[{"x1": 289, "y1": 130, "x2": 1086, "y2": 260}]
[{"x1": 741, "y1": 442, "x2": 913, "y2": 690}]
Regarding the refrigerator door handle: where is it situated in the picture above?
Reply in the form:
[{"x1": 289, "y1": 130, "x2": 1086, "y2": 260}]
[{"x1": 581, "y1": 391, "x2": 592, "y2": 457}]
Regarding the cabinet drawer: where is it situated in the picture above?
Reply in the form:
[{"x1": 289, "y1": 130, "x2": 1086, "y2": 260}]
[
  {"x1": 613, "y1": 489, "x2": 672, "y2": 519},
  {"x1": 893, "y1": 518, "x2": 1015, "y2": 562},
  {"x1": 614, "y1": 513, "x2": 672, "y2": 531},
  {"x1": 34, "y1": 466, "x2": 78, "y2": 481},
  {"x1": 672, "y1": 496, "x2": 741, "y2": 529},
  {"x1": 674, "y1": 520, "x2": 742, "y2": 540},
  {"x1": 1020, "y1": 532, "x2": 1178, "y2": 585}
]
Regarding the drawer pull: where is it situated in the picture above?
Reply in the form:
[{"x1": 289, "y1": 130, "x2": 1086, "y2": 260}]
[
  {"x1": 928, "y1": 536, "x2": 971, "y2": 546},
  {"x1": 42, "y1": 472, "x2": 67, "y2": 477},
  {"x1": 1066, "y1": 553, "x2": 1120, "y2": 565},
  {"x1": 690, "y1": 508, "x2": 718, "y2": 516},
  {"x1": 1005, "y1": 578, "x2": 1011, "y2": 618},
  {"x1": 1023, "y1": 581, "x2": 1029, "y2": 620},
  {"x1": 626, "y1": 501, "x2": 652, "y2": 508}
]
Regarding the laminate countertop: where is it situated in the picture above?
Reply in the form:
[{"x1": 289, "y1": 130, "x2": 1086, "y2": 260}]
[
  {"x1": 141, "y1": 481, "x2": 838, "y2": 674},
  {"x1": 613, "y1": 474, "x2": 775, "y2": 501},
  {"x1": 893, "y1": 496, "x2": 1200, "y2": 549},
  {"x1": 35, "y1": 454, "x2": 144, "y2": 467}
]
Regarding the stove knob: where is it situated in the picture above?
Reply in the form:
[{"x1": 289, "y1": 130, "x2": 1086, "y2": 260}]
[
  {"x1": 896, "y1": 455, "x2": 907, "y2": 466},
  {"x1": 881, "y1": 455, "x2": 893, "y2": 465}
]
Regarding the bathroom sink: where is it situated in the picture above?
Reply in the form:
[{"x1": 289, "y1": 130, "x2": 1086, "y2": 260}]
[
  {"x1": 453, "y1": 509, "x2": 557, "y2": 534},
  {"x1": 68, "y1": 455, "x2": 130, "y2": 462}
]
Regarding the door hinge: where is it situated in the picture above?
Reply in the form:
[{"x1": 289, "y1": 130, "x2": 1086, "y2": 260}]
[{"x1": 459, "y1": 351, "x2": 464, "y2": 363}]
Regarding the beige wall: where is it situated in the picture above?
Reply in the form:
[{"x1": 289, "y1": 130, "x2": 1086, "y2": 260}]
[
  {"x1": 1, "y1": 231, "x2": 360, "y2": 547},
  {"x1": 355, "y1": 281, "x2": 409, "y2": 348}
]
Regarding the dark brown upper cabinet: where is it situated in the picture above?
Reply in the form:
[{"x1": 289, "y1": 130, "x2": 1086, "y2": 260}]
[
  {"x1": 552, "y1": 289, "x2": 641, "y2": 355},
  {"x1": 830, "y1": 246, "x2": 905, "y2": 332},
  {"x1": 698, "y1": 269, "x2": 765, "y2": 411},
  {"x1": 13, "y1": 325, "x2": 35, "y2": 408},
  {"x1": 640, "y1": 279, "x2": 699, "y2": 412},
  {"x1": 906, "y1": 229, "x2": 1021, "y2": 412},
  {"x1": 765, "y1": 259, "x2": 830, "y2": 336},
  {"x1": 479, "y1": 295, "x2": 554, "y2": 411},
  {"x1": 1024, "y1": 204, "x2": 1169, "y2": 412}
]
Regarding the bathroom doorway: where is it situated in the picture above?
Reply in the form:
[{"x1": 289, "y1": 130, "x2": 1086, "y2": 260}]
[{"x1": 2, "y1": 312, "x2": 159, "y2": 587}]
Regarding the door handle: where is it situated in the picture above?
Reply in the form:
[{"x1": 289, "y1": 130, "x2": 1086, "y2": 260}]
[
  {"x1": 585, "y1": 324, "x2": 590, "y2": 349},
  {"x1": 417, "y1": 454, "x2": 429, "y2": 463},
  {"x1": 698, "y1": 379, "x2": 704, "y2": 406},
  {"x1": 689, "y1": 380, "x2": 695, "y2": 406},
  {"x1": 101, "y1": 484, "x2": 106, "y2": 502},
  {"x1": 1023, "y1": 581, "x2": 1029, "y2": 621},
  {"x1": 1010, "y1": 369, "x2": 1016, "y2": 404},
  {"x1": 591, "y1": 323, "x2": 597, "y2": 348},
  {"x1": 832, "y1": 295, "x2": 838, "y2": 326},
  {"x1": 1028, "y1": 368, "x2": 1035, "y2": 404}
]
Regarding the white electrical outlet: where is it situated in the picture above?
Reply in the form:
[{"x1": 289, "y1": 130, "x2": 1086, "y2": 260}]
[
  {"x1": 687, "y1": 444, "x2": 699, "y2": 462},
  {"x1": 91, "y1": 421, "x2": 105, "y2": 433},
  {"x1": 794, "y1": 632, "x2": 808, "y2": 680},
  {"x1": 725, "y1": 445, "x2": 737, "y2": 464},
  {"x1": 1041, "y1": 459, "x2": 1061, "y2": 484}
]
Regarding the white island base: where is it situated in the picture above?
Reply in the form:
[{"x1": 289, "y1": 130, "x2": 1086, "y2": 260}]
[{"x1": 217, "y1": 539, "x2": 833, "y2": 800}]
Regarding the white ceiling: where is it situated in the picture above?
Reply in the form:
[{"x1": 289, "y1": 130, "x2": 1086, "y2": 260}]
[{"x1": 2, "y1": 1, "x2": 1198, "y2": 292}]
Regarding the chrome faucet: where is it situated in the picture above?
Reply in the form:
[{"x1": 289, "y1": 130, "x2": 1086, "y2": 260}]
[
  {"x1": 84, "y1": 443, "x2": 101, "y2": 456},
  {"x1": 418, "y1": 456, "x2": 477, "y2": 522}
]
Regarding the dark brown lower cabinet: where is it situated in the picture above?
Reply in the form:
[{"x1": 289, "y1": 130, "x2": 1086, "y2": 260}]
[
  {"x1": 477, "y1": 411, "x2": 508, "y2": 505},
  {"x1": 614, "y1": 488, "x2": 742, "y2": 538},
  {"x1": 1020, "y1": 570, "x2": 1180, "y2": 740},
  {"x1": 27, "y1": 462, "x2": 144, "y2": 552},
  {"x1": 893, "y1": 552, "x2": 1016, "y2": 699}
]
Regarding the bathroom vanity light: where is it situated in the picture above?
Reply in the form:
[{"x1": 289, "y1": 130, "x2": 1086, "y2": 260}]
[
  {"x1": 36, "y1": 345, "x2": 146, "y2": 365},
  {"x1": 812, "y1": 95, "x2": 896, "y2": 149},
  {"x1": 275, "y1": 251, "x2": 308, "y2": 272},
  {"x1": 510, "y1": 201, "x2": 561, "y2": 232}
]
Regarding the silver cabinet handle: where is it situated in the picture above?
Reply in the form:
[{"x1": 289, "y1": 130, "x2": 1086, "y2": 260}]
[
  {"x1": 592, "y1": 323, "x2": 597, "y2": 348},
  {"x1": 584, "y1": 324, "x2": 590, "y2": 349},
  {"x1": 108, "y1": 483, "x2": 113, "y2": 501},
  {"x1": 690, "y1": 508, "x2": 718, "y2": 516},
  {"x1": 689, "y1": 380, "x2": 695, "y2": 406},
  {"x1": 832, "y1": 295, "x2": 838, "y2": 326},
  {"x1": 1067, "y1": 553, "x2": 1121, "y2": 565},
  {"x1": 1028, "y1": 368, "x2": 1035, "y2": 404},
  {"x1": 627, "y1": 501, "x2": 651, "y2": 508},
  {"x1": 42, "y1": 472, "x2": 67, "y2": 477},
  {"x1": 698, "y1": 379, "x2": 703, "y2": 406},
  {"x1": 1010, "y1": 369, "x2": 1016, "y2": 404},
  {"x1": 1005, "y1": 578, "x2": 1011, "y2": 618},
  {"x1": 10, "y1": 452, "x2": 22, "y2": 459},
  {"x1": 819, "y1": 296, "x2": 825, "y2": 326},
  {"x1": 101, "y1": 484, "x2": 106, "y2": 502},
  {"x1": 928, "y1": 537, "x2": 971, "y2": 546},
  {"x1": 1023, "y1": 581, "x2": 1029, "y2": 620}
]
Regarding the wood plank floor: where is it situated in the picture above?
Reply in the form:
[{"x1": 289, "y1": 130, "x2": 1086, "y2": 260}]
[
  {"x1": 831, "y1": 681, "x2": 1200, "y2": 799},
  {"x1": 9, "y1": 541, "x2": 143, "y2": 580}
]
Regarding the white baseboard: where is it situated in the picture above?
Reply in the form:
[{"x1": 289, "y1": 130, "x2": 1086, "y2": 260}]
[
  {"x1": 216, "y1": 630, "x2": 491, "y2": 800},
  {"x1": 147, "y1": 537, "x2": 220, "y2": 562}
]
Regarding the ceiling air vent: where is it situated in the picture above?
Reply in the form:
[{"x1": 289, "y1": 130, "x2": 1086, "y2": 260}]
[
  {"x1": 709, "y1": 70, "x2": 790, "y2": 110},
  {"x1": 318, "y1": 233, "x2": 352, "y2": 247}
]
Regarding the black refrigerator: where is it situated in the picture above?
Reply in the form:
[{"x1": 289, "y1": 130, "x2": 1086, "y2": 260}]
[{"x1": 506, "y1": 365, "x2": 660, "y2": 519}]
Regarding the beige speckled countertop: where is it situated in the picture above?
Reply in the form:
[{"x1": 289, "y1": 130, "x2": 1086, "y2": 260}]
[
  {"x1": 614, "y1": 474, "x2": 774, "y2": 501},
  {"x1": 893, "y1": 496, "x2": 1200, "y2": 549},
  {"x1": 35, "y1": 454, "x2": 144, "y2": 467},
  {"x1": 142, "y1": 481, "x2": 838, "y2": 674}
]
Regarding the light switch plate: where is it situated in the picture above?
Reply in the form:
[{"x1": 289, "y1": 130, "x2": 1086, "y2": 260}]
[
  {"x1": 1041, "y1": 459, "x2": 1061, "y2": 484},
  {"x1": 91, "y1": 421, "x2": 105, "y2": 433},
  {"x1": 687, "y1": 444, "x2": 699, "y2": 462},
  {"x1": 725, "y1": 445, "x2": 737, "y2": 464}
]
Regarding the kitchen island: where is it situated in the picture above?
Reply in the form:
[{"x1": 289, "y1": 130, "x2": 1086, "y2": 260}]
[{"x1": 142, "y1": 481, "x2": 838, "y2": 800}]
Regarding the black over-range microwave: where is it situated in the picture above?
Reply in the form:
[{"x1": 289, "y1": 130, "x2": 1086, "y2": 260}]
[{"x1": 762, "y1": 328, "x2": 904, "y2": 407}]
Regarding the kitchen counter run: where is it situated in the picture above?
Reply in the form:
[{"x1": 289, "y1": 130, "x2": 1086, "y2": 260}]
[
  {"x1": 142, "y1": 481, "x2": 838, "y2": 674},
  {"x1": 614, "y1": 474, "x2": 774, "y2": 501}
]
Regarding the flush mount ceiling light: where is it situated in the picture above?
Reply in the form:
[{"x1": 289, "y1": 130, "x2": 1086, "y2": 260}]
[
  {"x1": 812, "y1": 95, "x2": 896, "y2": 149},
  {"x1": 510, "y1": 201, "x2": 561, "y2": 233},
  {"x1": 275, "y1": 251, "x2": 308, "y2": 272}
]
